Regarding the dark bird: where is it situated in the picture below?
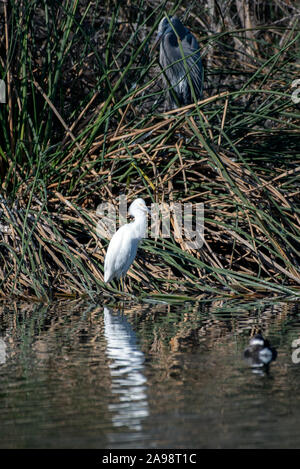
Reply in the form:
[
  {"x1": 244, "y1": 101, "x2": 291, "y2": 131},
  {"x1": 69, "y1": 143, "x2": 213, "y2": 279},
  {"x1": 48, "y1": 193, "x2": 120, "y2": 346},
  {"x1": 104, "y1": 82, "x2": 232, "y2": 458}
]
[
  {"x1": 244, "y1": 332, "x2": 277, "y2": 370},
  {"x1": 152, "y1": 16, "x2": 203, "y2": 109}
]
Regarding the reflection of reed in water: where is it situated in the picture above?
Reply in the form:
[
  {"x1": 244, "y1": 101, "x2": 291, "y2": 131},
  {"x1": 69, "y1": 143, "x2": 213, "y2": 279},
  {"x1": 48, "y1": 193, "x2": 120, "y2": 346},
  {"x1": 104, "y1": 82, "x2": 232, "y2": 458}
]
[{"x1": 104, "y1": 307, "x2": 148, "y2": 431}]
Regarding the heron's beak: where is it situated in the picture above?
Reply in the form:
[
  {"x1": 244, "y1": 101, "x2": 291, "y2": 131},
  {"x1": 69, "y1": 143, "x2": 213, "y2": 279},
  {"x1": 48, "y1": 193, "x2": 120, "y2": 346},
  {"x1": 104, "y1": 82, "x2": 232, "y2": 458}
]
[{"x1": 150, "y1": 32, "x2": 163, "y2": 54}]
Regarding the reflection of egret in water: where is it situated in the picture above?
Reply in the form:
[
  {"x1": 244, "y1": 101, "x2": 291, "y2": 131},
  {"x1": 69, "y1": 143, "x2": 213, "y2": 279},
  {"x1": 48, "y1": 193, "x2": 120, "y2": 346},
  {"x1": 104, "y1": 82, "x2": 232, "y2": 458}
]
[{"x1": 104, "y1": 307, "x2": 148, "y2": 431}]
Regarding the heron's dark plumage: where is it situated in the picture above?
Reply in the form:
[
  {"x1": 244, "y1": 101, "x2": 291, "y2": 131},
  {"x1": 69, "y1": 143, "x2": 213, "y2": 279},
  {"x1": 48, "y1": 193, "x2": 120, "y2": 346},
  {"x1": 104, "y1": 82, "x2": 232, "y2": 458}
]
[{"x1": 155, "y1": 16, "x2": 203, "y2": 109}]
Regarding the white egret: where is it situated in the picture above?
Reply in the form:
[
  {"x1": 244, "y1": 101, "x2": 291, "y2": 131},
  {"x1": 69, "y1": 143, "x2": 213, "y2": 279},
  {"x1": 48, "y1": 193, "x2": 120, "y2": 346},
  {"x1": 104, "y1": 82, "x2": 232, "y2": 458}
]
[{"x1": 104, "y1": 198, "x2": 149, "y2": 284}]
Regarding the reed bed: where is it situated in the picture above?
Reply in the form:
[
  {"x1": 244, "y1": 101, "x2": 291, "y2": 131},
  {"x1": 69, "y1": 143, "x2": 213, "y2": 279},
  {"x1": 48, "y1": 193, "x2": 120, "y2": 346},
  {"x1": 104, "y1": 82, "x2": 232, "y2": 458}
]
[{"x1": 0, "y1": 0, "x2": 299, "y2": 301}]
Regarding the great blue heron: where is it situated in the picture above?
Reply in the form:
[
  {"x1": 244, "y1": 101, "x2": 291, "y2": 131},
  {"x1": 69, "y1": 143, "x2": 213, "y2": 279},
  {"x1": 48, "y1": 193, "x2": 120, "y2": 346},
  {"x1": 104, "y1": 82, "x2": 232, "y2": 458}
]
[
  {"x1": 104, "y1": 198, "x2": 149, "y2": 284},
  {"x1": 152, "y1": 16, "x2": 203, "y2": 109}
]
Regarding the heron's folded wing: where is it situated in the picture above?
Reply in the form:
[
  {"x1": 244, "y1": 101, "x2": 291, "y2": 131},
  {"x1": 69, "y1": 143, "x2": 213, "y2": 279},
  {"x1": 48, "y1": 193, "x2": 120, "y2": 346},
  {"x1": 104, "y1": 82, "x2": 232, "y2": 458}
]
[{"x1": 181, "y1": 35, "x2": 203, "y2": 98}]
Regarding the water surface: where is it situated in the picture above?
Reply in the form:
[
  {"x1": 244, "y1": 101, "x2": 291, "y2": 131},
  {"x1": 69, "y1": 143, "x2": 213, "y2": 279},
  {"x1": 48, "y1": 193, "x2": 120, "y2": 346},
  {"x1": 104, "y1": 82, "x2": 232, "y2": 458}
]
[{"x1": 0, "y1": 298, "x2": 299, "y2": 448}]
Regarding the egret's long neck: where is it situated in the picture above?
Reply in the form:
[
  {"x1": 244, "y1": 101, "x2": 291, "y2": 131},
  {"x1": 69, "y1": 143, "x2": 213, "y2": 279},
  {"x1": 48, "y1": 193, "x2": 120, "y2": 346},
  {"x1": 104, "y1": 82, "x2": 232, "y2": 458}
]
[{"x1": 132, "y1": 213, "x2": 148, "y2": 239}]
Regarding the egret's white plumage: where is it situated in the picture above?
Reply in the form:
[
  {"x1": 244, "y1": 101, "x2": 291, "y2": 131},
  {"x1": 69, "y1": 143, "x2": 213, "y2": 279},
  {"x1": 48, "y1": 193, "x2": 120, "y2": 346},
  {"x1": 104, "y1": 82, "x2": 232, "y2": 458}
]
[{"x1": 104, "y1": 198, "x2": 149, "y2": 283}]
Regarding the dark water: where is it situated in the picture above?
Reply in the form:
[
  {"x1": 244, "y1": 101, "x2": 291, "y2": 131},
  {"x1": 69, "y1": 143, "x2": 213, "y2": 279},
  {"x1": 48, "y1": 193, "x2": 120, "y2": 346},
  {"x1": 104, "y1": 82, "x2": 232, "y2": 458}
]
[{"x1": 0, "y1": 297, "x2": 300, "y2": 449}]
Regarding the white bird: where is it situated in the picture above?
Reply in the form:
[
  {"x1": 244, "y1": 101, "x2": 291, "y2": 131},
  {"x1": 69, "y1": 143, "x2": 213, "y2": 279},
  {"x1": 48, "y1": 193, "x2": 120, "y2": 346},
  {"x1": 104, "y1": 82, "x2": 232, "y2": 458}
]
[{"x1": 104, "y1": 198, "x2": 149, "y2": 284}]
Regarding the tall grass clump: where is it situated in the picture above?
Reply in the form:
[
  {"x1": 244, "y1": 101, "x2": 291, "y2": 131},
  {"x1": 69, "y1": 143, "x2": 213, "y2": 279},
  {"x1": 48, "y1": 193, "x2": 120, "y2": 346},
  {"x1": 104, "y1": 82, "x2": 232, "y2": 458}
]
[{"x1": 0, "y1": 0, "x2": 299, "y2": 301}]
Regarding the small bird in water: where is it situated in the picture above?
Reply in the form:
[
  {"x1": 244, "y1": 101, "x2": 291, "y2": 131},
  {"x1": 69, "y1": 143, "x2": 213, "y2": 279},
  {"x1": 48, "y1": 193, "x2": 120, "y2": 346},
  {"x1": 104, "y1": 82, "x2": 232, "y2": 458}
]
[
  {"x1": 104, "y1": 198, "x2": 149, "y2": 286},
  {"x1": 244, "y1": 332, "x2": 277, "y2": 370},
  {"x1": 152, "y1": 15, "x2": 203, "y2": 109}
]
